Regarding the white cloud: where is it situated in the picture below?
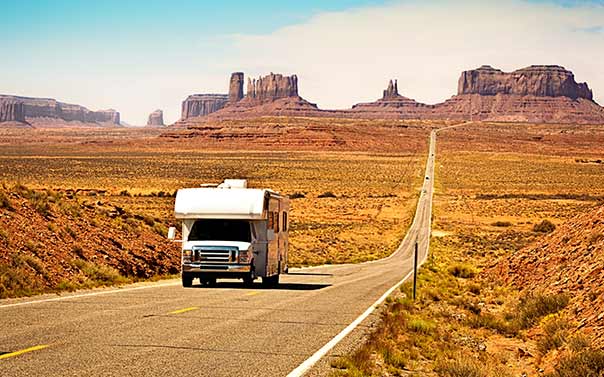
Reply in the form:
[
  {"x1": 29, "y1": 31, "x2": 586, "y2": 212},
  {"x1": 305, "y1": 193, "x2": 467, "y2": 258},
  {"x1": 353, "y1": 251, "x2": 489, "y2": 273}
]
[{"x1": 227, "y1": 0, "x2": 604, "y2": 109}]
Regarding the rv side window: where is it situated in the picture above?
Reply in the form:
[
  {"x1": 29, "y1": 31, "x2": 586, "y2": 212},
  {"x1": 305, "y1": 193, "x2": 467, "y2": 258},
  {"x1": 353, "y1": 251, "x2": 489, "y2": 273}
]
[
  {"x1": 188, "y1": 219, "x2": 251, "y2": 242},
  {"x1": 274, "y1": 211, "x2": 279, "y2": 232},
  {"x1": 283, "y1": 212, "x2": 288, "y2": 232}
]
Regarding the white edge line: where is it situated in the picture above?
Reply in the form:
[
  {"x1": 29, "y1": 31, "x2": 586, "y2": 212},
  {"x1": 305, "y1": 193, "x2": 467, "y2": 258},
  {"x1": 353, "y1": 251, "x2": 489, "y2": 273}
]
[
  {"x1": 286, "y1": 251, "x2": 428, "y2": 377},
  {"x1": 286, "y1": 129, "x2": 439, "y2": 377},
  {"x1": 0, "y1": 281, "x2": 181, "y2": 309}
]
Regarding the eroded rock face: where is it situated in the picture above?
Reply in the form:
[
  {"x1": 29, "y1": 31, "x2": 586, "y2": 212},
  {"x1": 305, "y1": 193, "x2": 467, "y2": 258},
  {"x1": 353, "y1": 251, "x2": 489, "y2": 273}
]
[
  {"x1": 382, "y1": 79, "x2": 399, "y2": 99},
  {"x1": 147, "y1": 109, "x2": 164, "y2": 126},
  {"x1": 0, "y1": 95, "x2": 120, "y2": 125},
  {"x1": 229, "y1": 72, "x2": 244, "y2": 103},
  {"x1": 246, "y1": 73, "x2": 298, "y2": 103},
  {"x1": 181, "y1": 94, "x2": 229, "y2": 119},
  {"x1": 0, "y1": 100, "x2": 25, "y2": 122},
  {"x1": 458, "y1": 65, "x2": 593, "y2": 100}
]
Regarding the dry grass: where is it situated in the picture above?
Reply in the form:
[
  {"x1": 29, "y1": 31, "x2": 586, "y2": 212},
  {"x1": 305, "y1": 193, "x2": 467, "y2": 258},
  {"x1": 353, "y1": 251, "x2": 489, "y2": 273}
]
[{"x1": 333, "y1": 123, "x2": 604, "y2": 376}]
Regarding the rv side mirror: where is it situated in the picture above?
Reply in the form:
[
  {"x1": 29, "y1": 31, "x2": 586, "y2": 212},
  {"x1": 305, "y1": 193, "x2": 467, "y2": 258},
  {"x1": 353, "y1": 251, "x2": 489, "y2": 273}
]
[{"x1": 167, "y1": 227, "x2": 176, "y2": 240}]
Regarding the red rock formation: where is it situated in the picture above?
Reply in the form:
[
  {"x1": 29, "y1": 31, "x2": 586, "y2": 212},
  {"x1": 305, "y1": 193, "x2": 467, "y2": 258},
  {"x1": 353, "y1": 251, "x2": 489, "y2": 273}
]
[
  {"x1": 0, "y1": 95, "x2": 120, "y2": 126},
  {"x1": 382, "y1": 79, "x2": 399, "y2": 99},
  {"x1": 245, "y1": 73, "x2": 298, "y2": 103},
  {"x1": 350, "y1": 79, "x2": 433, "y2": 119},
  {"x1": 181, "y1": 94, "x2": 228, "y2": 119},
  {"x1": 175, "y1": 66, "x2": 604, "y2": 126},
  {"x1": 458, "y1": 65, "x2": 593, "y2": 100},
  {"x1": 0, "y1": 99, "x2": 25, "y2": 123},
  {"x1": 229, "y1": 72, "x2": 244, "y2": 103},
  {"x1": 147, "y1": 109, "x2": 164, "y2": 126}
]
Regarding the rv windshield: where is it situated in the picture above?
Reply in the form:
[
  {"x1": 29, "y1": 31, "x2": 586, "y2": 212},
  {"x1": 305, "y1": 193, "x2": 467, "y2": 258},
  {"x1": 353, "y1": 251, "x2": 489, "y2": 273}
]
[{"x1": 188, "y1": 219, "x2": 251, "y2": 242}]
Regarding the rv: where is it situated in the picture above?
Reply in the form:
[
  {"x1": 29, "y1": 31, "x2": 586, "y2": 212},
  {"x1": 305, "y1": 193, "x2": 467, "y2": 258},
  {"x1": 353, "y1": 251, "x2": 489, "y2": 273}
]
[{"x1": 168, "y1": 179, "x2": 289, "y2": 287}]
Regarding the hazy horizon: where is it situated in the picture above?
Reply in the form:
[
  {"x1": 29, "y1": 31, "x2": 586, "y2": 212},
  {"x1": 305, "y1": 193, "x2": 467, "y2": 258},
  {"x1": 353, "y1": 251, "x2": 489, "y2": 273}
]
[{"x1": 2, "y1": 0, "x2": 603, "y2": 125}]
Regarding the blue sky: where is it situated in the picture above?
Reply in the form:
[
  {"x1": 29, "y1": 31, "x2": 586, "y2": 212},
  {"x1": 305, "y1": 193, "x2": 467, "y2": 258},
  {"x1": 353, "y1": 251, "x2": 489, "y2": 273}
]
[{"x1": 1, "y1": 0, "x2": 603, "y2": 124}]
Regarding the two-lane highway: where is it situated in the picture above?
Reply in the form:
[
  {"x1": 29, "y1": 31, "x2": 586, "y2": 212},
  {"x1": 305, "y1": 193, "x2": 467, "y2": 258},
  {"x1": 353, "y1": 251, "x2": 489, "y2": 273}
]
[{"x1": 0, "y1": 128, "x2": 441, "y2": 377}]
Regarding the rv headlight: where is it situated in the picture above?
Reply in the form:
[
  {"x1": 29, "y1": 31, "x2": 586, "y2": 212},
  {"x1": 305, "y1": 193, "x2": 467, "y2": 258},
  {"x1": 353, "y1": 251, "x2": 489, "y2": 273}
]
[
  {"x1": 182, "y1": 249, "x2": 192, "y2": 257},
  {"x1": 238, "y1": 249, "x2": 250, "y2": 263}
]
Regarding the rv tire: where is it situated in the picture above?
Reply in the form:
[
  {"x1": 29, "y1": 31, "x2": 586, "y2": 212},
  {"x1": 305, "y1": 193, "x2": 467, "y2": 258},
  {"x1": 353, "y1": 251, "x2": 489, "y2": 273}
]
[{"x1": 182, "y1": 273, "x2": 193, "y2": 288}]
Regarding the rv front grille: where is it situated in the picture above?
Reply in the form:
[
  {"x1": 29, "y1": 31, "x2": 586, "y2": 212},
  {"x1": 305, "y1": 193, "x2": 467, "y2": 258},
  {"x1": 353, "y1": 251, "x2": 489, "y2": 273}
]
[{"x1": 191, "y1": 246, "x2": 238, "y2": 263}]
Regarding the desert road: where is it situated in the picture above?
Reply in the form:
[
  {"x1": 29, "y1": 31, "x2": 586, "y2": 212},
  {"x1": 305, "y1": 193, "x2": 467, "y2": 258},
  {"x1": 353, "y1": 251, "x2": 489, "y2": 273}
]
[{"x1": 0, "y1": 129, "x2": 439, "y2": 377}]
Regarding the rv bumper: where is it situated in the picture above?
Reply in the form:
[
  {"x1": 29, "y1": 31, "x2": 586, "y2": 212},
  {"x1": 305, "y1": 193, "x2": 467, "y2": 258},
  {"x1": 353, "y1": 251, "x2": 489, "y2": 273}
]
[{"x1": 182, "y1": 263, "x2": 251, "y2": 273}]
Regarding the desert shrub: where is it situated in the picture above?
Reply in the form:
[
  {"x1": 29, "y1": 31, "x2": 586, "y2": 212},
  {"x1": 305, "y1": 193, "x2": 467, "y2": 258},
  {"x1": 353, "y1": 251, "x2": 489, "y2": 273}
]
[
  {"x1": 0, "y1": 191, "x2": 14, "y2": 210},
  {"x1": 65, "y1": 225, "x2": 77, "y2": 239},
  {"x1": 0, "y1": 264, "x2": 33, "y2": 298},
  {"x1": 72, "y1": 245, "x2": 85, "y2": 258},
  {"x1": 448, "y1": 263, "x2": 476, "y2": 279},
  {"x1": 118, "y1": 190, "x2": 131, "y2": 197},
  {"x1": 533, "y1": 219, "x2": 556, "y2": 233},
  {"x1": 491, "y1": 221, "x2": 512, "y2": 227},
  {"x1": 548, "y1": 348, "x2": 604, "y2": 377},
  {"x1": 142, "y1": 215, "x2": 155, "y2": 226},
  {"x1": 318, "y1": 191, "x2": 337, "y2": 198},
  {"x1": 289, "y1": 192, "x2": 306, "y2": 199},
  {"x1": 588, "y1": 232, "x2": 604, "y2": 244},
  {"x1": 383, "y1": 347, "x2": 408, "y2": 369},
  {"x1": 466, "y1": 312, "x2": 513, "y2": 335},
  {"x1": 19, "y1": 254, "x2": 49, "y2": 280},
  {"x1": 0, "y1": 228, "x2": 9, "y2": 244},
  {"x1": 537, "y1": 315, "x2": 572, "y2": 355},
  {"x1": 408, "y1": 318, "x2": 435, "y2": 335},
  {"x1": 71, "y1": 259, "x2": 127, "y2": 285},
  {"x1": 153, "y1": 223, "x2": 167, "y2": 237},
  {"x1": 435, "y1": 358, "x2": 487, "y2": 377},
  {"x1": 515, "y1": 292, "x2": 570, "y2": 329}
]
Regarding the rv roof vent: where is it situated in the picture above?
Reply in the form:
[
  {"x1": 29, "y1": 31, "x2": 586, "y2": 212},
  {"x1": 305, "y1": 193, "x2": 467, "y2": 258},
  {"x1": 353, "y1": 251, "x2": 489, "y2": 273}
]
[{"x1": 218, "y1": 179, "x2": 248, "y2": 189}]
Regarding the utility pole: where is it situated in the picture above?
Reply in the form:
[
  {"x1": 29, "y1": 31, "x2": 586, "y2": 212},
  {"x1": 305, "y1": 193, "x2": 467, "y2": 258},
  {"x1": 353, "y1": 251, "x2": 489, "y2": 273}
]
[{"x1": 413, "y1": 241, "x2": 418, "y2": 300}]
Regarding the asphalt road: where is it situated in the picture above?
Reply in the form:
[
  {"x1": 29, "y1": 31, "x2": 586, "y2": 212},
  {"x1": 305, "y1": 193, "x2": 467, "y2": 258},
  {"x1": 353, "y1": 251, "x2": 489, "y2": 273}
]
[{"x1": 0, "y1": 129, "x2": 438, "y2": 377}]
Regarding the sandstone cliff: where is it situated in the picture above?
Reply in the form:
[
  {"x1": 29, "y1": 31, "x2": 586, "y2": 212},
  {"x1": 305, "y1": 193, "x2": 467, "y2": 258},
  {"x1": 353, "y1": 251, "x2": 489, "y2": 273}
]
[
  {"x1": 181, "y1": 94, "x2": 229, "y2": 119},
  {"x1": 147, "y1": 109, "x2": 164, "y2": 126},
  {"x1": 229, "y1": 72, "x2": 244, "y2": 103},
  {"x1": 176, "y1": 65, "x2": 603, "y2": 126},
  {"x1": 0, "y1": 95, "x2": 121, "y2": 126},
  {"x1": 458, "y1": 65, "x2": 593, "y2": 100},
  {"x1": 245, "y1": 73, "x2": 298, "y2": 103},
  {"x1": 0, "y1": 99, "x2": 25, "y2": 123}
]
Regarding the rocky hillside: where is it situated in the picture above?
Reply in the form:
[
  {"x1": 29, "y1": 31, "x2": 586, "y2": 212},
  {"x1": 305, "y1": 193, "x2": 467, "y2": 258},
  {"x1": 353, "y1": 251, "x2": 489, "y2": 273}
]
[
  {"x1": 0, "y1": 94, "x2": 121, "y2": 127},
  {"x1": 493, "y1": 204, "x2": 604, "y2": 346},
  {"x1": 0, "y1": 185, "x2": 179, "y2": 298}
]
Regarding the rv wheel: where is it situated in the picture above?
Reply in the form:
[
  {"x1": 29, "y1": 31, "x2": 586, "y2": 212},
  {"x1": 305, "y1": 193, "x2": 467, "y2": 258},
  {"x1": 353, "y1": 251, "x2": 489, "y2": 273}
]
[
  {"x1": 182, "y1": 273, "x2": 193, "y2": 288},
  {"x1": 243, "y1": 270, "x2": 255, "y2": 286},
  {"x1": 262, "y1": 274, "x2": 279, "y2": 288}
]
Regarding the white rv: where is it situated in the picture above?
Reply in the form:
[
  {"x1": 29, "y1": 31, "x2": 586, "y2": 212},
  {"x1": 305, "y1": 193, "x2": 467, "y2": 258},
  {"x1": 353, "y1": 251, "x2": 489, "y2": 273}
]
[{"x1": 169, "y1": 179, "x2": 289, "y2": 287}]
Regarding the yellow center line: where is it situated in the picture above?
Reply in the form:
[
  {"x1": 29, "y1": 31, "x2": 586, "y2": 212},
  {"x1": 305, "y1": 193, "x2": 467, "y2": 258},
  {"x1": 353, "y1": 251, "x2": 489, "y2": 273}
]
[
  {"x1": 245, "y1": 291, "x2": 261, "y2": 296},
  {"x1": 0, "y1": 344, "x2": 50, "y2": 360},
  {"x1": 168, "y1": 306, "x2": 199, "y2": 315}
]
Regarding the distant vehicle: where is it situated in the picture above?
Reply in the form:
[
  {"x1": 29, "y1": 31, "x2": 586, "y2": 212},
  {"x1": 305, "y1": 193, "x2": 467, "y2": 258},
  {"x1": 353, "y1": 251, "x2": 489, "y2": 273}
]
[
  {"x1": 169, "y1": 179, "x2": 289, "y2": 288},
  {"x1": 425, "y1": 176, "x2": 430, "y2": 180}
]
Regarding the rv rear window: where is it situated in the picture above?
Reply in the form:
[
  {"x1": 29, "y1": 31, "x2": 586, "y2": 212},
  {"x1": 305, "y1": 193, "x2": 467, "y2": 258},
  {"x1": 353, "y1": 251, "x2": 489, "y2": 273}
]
[{"x1": 188, "y1": 219, "x2": 251, "y2": 242}]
